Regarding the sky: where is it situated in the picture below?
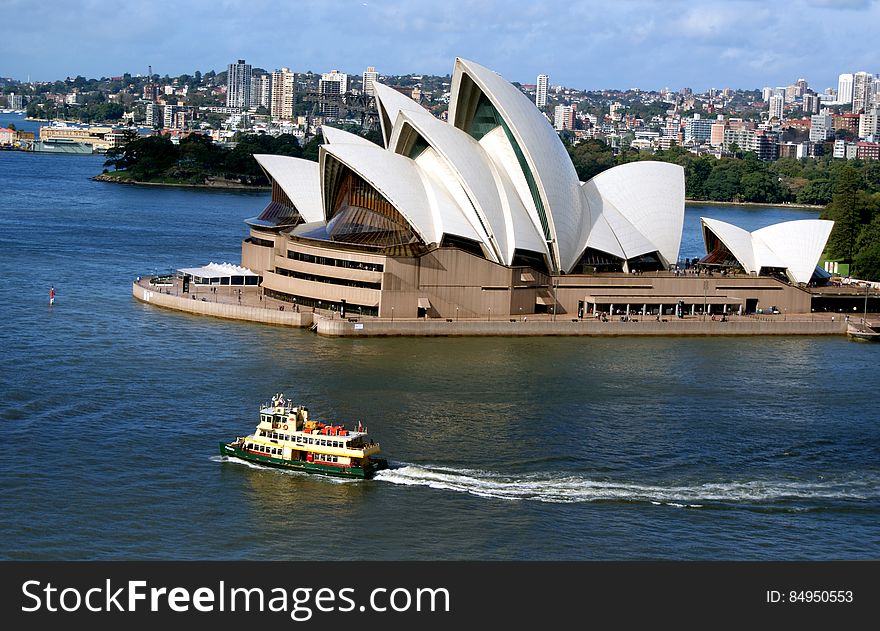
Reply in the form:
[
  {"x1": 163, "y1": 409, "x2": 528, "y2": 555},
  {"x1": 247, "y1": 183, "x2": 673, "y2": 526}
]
[{"x1": 2, "y1": 0, "x2": 879, "y2": 92}]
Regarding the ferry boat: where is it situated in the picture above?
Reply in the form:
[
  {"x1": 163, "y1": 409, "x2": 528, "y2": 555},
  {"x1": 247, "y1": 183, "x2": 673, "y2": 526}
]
[{"x1": 219, "y1": 394, "x2": 388, "y2": 479}]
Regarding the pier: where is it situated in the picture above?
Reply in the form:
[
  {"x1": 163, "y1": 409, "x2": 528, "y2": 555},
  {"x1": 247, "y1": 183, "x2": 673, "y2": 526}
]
[{"x1": 133, "y1": 276, "x2": 848, "y2": 337}]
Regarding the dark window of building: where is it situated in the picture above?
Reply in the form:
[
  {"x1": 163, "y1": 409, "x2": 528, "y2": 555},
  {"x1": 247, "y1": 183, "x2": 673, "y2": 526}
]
[
  {"x1": 287, "y1": 250, "x2": 384, "y2": 272},
  {"x1": 274, "y1": 266, "x2": 382, "y2": 290}
]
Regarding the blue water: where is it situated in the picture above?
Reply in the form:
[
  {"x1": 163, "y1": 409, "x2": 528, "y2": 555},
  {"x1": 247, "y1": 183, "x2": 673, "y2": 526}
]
[{"x1": 1, "y1": 150, "x2": 878, "y2": 560}]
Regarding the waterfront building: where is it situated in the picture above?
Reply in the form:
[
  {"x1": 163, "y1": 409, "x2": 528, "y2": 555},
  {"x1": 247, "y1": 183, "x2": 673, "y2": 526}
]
[
  {"x1": 363, "y1": 66, "x2": 378, "y2": 97},
  {"x1": 768, "y1": 95, "x2": 784, "y2": 120},
  {"x1": 0, "y1": 127, "x2": 14, "y2": 146},
  {"x1": 809, "y1": 113, "x2": 833, "y2": 143},
  {"x1": 536, "y1": 74, "x2": 549, "y2": 109},
  {"x1": 7, "y1": 93, "x2": 24, "y2": 109},
  {"x1": 235, "y1": 58, "x2": 831, "y2": 320},
  {"x1": 271, "y1": 68, "x2": 296, "y2": 121},
  {"x1": 837, "y1": 73, "x2": 854, "y2": 105},
  {"x1": 251, "y1": 74, "x2": 272, "y2": 109},
  {"x1": 38, "y1": 125, "x2": 119, "y2": 152}
]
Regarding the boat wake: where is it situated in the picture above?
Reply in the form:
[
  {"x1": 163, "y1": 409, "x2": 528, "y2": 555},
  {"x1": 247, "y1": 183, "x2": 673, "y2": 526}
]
[{"x1": 373, "y1": 464, "x2": 880, "y2": 507}]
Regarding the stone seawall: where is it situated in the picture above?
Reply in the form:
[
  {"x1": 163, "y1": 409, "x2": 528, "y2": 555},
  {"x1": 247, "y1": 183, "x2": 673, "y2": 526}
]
[
  {"x1": 132, "y1": 282, "x2": 313, "y2": 327},
  {"x1": 315, "y1": 316, "x2": 846, "y2": 337}
]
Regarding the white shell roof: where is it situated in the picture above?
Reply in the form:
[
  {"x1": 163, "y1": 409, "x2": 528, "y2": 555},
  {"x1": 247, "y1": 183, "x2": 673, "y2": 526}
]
[
  {"x1": 320, "y1": 143, "x2": 480, "y2": 246},
  {"x1": 373, "y1": 83, "x2": 428, "y2": 148},
  {"x1": 253, "y1": 154, "x2": 323, "y2": 223},
  {"x1": 753, "y1": 220, "x2": 834, "y2": 284},
  {"x1": 450, "y1": 58, "x2": 583, "y2": 271},
  {"x1": 320, "y1": 125, "x2": 378, "y2": 147},
  {"x1": 391, "y1": 108, "x2": 544, "y2": 265},
  {"x1": 253, "y1": 59, "x2": 688, "y2": 274},
  {"x1": 583, "y1": 161, "x2": 685, "y2": 267},
  {"x1": 701, "y1": 217, "x2": 834, "y2": 284}
]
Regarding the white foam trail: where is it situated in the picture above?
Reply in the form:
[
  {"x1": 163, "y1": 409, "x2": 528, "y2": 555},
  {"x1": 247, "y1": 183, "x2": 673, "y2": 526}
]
[{"x1": 374, "y1": 464, "x2": 880, "y2": 505}]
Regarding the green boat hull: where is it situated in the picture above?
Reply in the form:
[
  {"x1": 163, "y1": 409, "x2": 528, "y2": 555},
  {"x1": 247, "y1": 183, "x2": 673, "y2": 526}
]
[{"x1": 219, "y1": 442, "x2": 387, "y2": 479}]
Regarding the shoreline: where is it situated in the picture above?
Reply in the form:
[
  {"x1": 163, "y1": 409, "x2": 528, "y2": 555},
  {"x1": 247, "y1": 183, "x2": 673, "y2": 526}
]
[
  {"x1": 92, "y1": 172, "x2": 269, "y2": 190},
  {"x1": 132, "y1": 278, "x2": 849, "y2": 338},
  {"x1": 686, "y1": 199, "x2": 824, "y2": 210}
]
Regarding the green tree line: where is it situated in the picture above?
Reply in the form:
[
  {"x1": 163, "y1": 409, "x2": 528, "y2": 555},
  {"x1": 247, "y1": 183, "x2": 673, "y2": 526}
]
[
  {"x1": 567, "y1": 140, "x2": 880, "y2": 206},
  {"x1": 103, "y1": 132, "x2": 312, "y2": 184}
]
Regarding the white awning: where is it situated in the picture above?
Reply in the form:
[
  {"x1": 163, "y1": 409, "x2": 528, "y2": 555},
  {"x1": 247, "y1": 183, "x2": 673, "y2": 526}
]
[
  {"x1": 418, "y1": 297, "x2": 431, "y2": 309},
  {"x1": 536, "y1": 295, "x2": 555, "y2": 305},
  {"x1": 177, "y1": 262, "x2": 260, "y2": 281}
]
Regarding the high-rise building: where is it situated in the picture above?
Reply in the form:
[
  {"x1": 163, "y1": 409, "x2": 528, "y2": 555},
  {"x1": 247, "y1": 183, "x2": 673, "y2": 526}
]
[
  {"x1": 536, "y1": 74, "x2": 549, "y2": 109},
  {"x1": 761, "y1": 87, "x2": 773, "y2": 102},
  {"x1": 852, "y1": 71, "x2": 873, "y2": 113},
  {"x1": 362, "y1": 66, "x2": 378, "y2": 97},
  {"x1": 837, "y1": 73, "x2": 854, "y2": 105},
  {"x1": 768, "y1": 94, "x2": 784, "y2": 120},
  {"x1": 553, "y1": 104, "x2": 575, "y2": 131},
  {"x1": 251, "y1": 74, "x2": 272, "y2": 109},
  {"x1": 802, "y1": 92, "x2": 820, "y2": 115},
  {"x1": 684, "y1": 113, "x2": 714, "y2": 143},
  {"x1": 271, "y1": 68, "x2": 295, "y2": 121},
  {"x1": 710, "y1": 117, "x2": 727, "y2": 147},
  {"x1": 145, "y1": 102, "x2": 159, "y2": 128},
  {"x1": 809, "y1": 113, "x2": 833, "y2": 143},
  {"x1": 227, "y1": 59, "x2": 252, "y2": 108},
  {"x1": 859, "y1": 106, "x2": 880, "y2": 140},
  {"x1": 319, "y1": 70, "x2": 348, "y2": 118}
]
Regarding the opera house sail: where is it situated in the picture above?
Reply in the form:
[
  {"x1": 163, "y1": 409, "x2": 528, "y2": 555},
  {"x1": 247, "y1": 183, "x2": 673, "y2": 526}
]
[{"x1": 240, "y1": 57, "x2": 829, "y2": 320}]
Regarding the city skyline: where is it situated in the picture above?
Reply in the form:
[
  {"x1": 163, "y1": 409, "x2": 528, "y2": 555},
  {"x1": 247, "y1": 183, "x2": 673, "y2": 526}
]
[{"x1": 2, "y1": 0, "x2": 879, "y2": 91}]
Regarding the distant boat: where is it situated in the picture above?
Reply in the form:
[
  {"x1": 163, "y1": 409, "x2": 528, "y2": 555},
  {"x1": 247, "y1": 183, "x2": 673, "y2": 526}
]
[{"x1": 32, "y1": 138, "x2": 93, "y2": 154}]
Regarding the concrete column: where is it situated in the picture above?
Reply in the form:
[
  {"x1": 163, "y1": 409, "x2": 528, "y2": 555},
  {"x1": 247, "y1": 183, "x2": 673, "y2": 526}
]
[
  {"x1": 625, "y1": 304, "x2": 630, "y2": 316},
  {"x1": 642, "y1": 304, "x2": 647, "y2": 315},
  {"x1": 610, "y1": 303, "x2": 614, "y2": 315},
  {"x1": 691, "y1": 304, "x2": 696, "y2": 316},
  {"x1": 659, "y1": 303, "x2": 663, "y2": 315}
]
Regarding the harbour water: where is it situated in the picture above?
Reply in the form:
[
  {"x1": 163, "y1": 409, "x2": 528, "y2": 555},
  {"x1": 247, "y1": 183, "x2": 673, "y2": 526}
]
[{"x1": 1, "y1": 147, "x2": 878, "y2": 560}]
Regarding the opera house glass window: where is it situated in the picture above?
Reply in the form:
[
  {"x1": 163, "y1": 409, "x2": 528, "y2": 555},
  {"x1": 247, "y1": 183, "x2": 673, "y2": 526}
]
[{"x1": 327, "y1": 169, "x2": 419, "y2": 248}]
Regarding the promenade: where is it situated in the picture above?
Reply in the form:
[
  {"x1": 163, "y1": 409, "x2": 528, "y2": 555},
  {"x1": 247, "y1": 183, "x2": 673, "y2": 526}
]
[{"x1": 132, "y1": 276, "x2": 850, "y2": 337}]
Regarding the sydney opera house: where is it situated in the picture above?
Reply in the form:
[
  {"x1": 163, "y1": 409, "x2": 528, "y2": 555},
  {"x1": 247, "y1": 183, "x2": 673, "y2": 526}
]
[{"x1": 240, "y1": 58, "x2": 832, "y2": 319}]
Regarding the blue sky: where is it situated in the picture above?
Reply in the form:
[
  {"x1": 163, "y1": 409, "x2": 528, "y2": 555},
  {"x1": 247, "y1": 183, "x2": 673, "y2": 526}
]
[{"x1": 2, "y1": 0, "x2": 878, "y2": 91}]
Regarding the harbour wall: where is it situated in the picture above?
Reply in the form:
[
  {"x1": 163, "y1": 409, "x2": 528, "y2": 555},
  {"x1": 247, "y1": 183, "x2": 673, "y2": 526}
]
[
  {"x1": 132, "y1": 282, "x2": 313, "y2": 328},
  {"x1": 315, "y1": 316, "x2": 847, "y2": 337}
]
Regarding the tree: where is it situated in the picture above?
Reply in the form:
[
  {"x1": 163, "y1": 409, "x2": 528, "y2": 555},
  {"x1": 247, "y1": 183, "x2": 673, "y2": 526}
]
[
  {"x1": 823, "y1": 164, "x2": 866, "y2": 263},
  {"x1": 567, "y1": 139, "x2": 616, "y2": 182}
]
